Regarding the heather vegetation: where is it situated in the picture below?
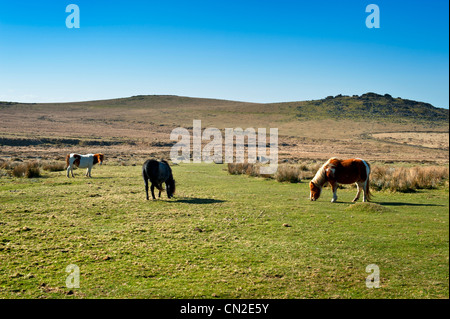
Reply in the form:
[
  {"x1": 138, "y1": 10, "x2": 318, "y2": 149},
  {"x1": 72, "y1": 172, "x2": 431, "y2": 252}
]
[{"x1": 293, "y1": 93, "x2": 449, "y2": 122}]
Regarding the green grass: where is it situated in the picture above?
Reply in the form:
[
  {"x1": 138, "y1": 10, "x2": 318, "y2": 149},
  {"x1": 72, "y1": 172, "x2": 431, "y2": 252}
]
[{"x1": 0, "y1": 163, "x2": 448, "y2": 299}]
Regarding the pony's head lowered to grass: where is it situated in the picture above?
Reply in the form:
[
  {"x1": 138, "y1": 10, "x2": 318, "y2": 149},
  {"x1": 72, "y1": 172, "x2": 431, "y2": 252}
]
[
  {"x1": 309, "y1": 181, "x2": 322, "y2": 201},
  {"x1": 166, "y1": 176, "x2": 176, "y2": 199}
]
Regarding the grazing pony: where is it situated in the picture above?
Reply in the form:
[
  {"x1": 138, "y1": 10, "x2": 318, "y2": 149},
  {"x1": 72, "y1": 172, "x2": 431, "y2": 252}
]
[
  {"x1": 309, "y1": 157, "x2": 371, "y2": 203},
  {"x1": 142, "y1": 159, "x2": 176, "y2": 200},
  {"x1": 66, "y1": 153, "x2": 104, "y2": 178}
]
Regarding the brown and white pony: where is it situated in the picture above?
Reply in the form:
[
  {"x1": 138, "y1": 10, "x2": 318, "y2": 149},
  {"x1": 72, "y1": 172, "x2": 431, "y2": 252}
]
[
  {"x1": 309, "y1": 157, "x2": 371, "y2": 203},
  {"x1": 66, "y1": 153, "x2": 104, "y2": 178}
]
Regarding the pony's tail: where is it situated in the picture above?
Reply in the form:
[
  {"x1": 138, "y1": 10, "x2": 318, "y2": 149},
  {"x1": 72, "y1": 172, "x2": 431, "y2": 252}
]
[
  {"x1": 142, "y1": 161, "x2": 148, "y2": 181},
  {"x1": 65, "y1": 154, "x2": 70, "y2": 168},
  {"x1": 365, "y1": 181, "x2": 372, "y2": 201},
  {"x1": 365, "y1": 162, "x2": 372, "y2": 201},
  {"x1": 171, "y1": 177, "x2": 176, "y2": 195}
]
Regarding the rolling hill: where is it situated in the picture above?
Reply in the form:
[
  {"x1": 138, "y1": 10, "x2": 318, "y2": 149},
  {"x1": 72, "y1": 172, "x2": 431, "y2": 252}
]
[
  {"x1": 0, "y1": 93, "x2": 448, "y2": 164},
  {"x1": 1, "y1": 92, "x2": 447, "y2": 125}
]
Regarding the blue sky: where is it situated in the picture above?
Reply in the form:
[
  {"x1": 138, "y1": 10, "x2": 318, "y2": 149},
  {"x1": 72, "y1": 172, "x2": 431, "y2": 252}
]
[{"x1": 0, "y1": 0, "x2": 448, "y2": 108}]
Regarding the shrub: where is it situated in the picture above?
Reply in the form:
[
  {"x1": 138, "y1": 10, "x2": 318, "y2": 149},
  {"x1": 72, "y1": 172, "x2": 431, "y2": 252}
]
[
  {"x1": 12, "y1": 164, "x2": 27, "y2": 177},
  {"x1": 11, "y1": 161, "x2": 41, "y2": 178},
  {"x1": 227, "y1": 160, "x2": 449, "y2": 192},
  {"x1": 42, "y1": 162, "x2": 66, "y2": 172},
  {"x1": 228, "y1": 163, "x2": 244, "y2": 175},
  {"x1": 227, "y1": 163, "x2": 254, "y2": 175},
  {"x1": 228, "y1": 161, "x2": 323, "y2": 183},
  {"x1": 227, "y1": 163, "x2": 271, "y2": 178},
  {"x1": 0, "y1": 159, "x2": 13, "y2": 170},
  {"x1": 370, "y1": 165, "x2": 449, "y2": 192},
  {"x1": 275, "y1": 165, "x2": 301, "y2": 183},
  {"x1": 26, "y1": 162, "x2": 41, "y2": 178}
]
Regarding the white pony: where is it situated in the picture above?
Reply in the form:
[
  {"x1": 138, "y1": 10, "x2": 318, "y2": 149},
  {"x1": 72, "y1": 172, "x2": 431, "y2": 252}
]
[{"x1": 66, "y1": 153, "x2": 104, "y2": 178}]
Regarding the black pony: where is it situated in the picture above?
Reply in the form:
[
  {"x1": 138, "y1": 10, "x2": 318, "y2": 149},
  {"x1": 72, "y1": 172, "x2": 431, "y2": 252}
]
[{"x1": 142, "y1": 159, "x2": 176, "y2": 200}]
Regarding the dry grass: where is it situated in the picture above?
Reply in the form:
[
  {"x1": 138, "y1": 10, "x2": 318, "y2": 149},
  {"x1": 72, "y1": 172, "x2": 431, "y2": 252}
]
[
  {"x1": 274, "y1": 165, "x2": 302, "y2": 183},
  {"x1": 1, "y1": 159, "x2": 46, "y2": 178},
  {"x1": 227, "y1": 163, "x2": 261, "y2": 177},
  {"x1": 370, "y1": 165, "x2": 449, "y2": 192},
  {"x1": 10, "y1": 161, "x2": 41, "y2": 178},
  {"x1": 227, "y1": 161, "x2": 321, "y2": 183},
  {"x1": 41, "y1": 161, "x2": 66, "y2": 172},
  {"x1": 0, "y1": 96, "x2": 448, "y2": 164},
  {"x1": 228, "y1": 161, "x2": 449, "y2": 192},
  {"x1": 0, "y1": 159, "x2": 11, "y2": 170},
  {"x1": 372, "y1": 132, "x2": 449, "y2": 150}
]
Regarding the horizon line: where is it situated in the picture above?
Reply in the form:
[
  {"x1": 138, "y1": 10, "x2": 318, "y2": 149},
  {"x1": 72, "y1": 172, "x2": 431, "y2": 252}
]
[{"x1": 1, "y1": 92, "x2": 448, "y2": 109}]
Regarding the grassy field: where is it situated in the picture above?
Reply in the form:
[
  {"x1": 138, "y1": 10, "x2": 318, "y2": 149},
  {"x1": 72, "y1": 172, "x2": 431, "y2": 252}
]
[{"x1": 0, "y1": 163, "x2": 448, "y2": 299}]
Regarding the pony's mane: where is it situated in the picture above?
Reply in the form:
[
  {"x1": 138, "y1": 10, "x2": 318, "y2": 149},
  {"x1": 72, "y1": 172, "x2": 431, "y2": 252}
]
[
  {"x1": 160, "y1": 159, "x2": 171, "y2": 168},
  {"x1": 311, "y1": 165, "x2": 327, "y2": 187},
  {"x1": 311, "y1": 157, "x2": 339, "y2": 187},
  {"x1": 160, "y1": 159, "x2": 172, "y2": 172}
]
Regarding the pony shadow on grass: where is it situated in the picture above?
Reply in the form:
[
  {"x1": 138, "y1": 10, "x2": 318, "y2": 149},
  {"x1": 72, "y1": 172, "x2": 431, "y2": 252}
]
[
  {"x1": 171, "y1": 197, "x2": 226, "y2": 205},
  {"x1": 374, "y1": 201, "x2": 445, "y2": 207}
]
